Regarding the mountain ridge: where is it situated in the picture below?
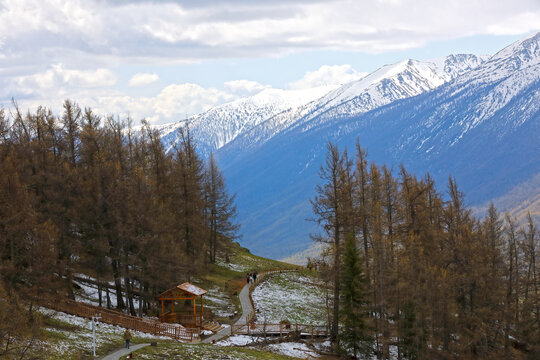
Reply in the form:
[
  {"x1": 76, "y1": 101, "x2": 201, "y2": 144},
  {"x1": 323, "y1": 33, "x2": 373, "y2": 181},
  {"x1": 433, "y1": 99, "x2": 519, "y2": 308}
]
[
  {"x1": 215, "y1": 33, "x2": 540, "y2": 259},
  {"x1": 158, "y1": 32, "x2": 539, "y2": 259},
  {"x1": 160, "y1": 53, "x2": 487, "y2": 160}
]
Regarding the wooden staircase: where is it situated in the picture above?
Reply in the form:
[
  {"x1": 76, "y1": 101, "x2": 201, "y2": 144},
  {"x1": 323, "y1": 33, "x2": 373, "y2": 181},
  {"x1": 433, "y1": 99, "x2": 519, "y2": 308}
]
[{"x1": 202, "y1": 320, "x2": 224, "y2": 333}]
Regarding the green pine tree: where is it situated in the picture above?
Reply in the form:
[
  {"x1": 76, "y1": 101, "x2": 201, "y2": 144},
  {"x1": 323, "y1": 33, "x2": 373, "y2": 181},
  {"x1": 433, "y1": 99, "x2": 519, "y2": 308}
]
[{"x1": 341, "y1": 233, "x2": 372, "y2": 359}]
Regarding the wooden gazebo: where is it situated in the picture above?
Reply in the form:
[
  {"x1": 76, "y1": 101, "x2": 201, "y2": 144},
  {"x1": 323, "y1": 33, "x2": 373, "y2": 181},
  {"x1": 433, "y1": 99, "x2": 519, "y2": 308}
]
[{"x1": 157, "y1": 282, "x2": 207, "y2": 327}]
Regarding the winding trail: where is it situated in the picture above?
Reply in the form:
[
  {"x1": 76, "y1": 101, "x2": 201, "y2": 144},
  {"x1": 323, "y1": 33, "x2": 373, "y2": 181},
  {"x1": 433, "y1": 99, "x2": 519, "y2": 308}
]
[
  {"x1": 100, "y1": 343, "x2": 150, "y2": 360},
  {"x1": 202, "y1": 280, "x2": 253, "y2": 343},
  {"x1": 100, "y1": 269, "x2": 295, "y2": 357},
  {"x1": 203, "y1": 270, "x2": 295, "y2": 344}
]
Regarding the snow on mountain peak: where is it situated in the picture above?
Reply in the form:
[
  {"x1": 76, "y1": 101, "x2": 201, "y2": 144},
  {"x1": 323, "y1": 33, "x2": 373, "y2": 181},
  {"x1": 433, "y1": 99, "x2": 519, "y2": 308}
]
[
  {"x1": 316, "y1": 54, "x2": 487, "y2": 110},
  {"x1": 457, "y1": 32, "x2": 540, "y2": 86},
  {"x1": 491, "y1": 31, "x2": 540, "y2": 64},
  {"x1": 247, "y1": 86, "x2": 338, "y2": 108},
  {"x1": 158, "y1": 84, "x2": 337, "y2": 156},
  {"x1": 157, "y1": 52, "x2": 490, "y2": 158}
]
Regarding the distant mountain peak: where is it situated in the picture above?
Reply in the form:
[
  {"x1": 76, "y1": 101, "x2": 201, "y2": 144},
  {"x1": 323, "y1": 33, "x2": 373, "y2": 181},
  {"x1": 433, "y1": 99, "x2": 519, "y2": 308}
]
[
  {"x1": 492, "y1": 31, "x2": 540, "y2": 62},
  {"x1": 457, "y1": 31, "x2": 540, "y2": 86},
  {"x1": 158, "y1": 84, "x2": 337, "y2": 156},
  {"x1": 159, "y1": 52, "x2": 488, "y2": 160},
  {"x1": 211, "y1": 35, "x2": 540, "y2": 259}
]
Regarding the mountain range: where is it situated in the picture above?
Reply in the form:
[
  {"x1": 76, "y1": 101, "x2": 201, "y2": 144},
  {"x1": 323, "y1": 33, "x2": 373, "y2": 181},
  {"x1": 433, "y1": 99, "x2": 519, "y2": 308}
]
[{"x1": 158, "y1": 32, "x2": 540, "y2": 260}]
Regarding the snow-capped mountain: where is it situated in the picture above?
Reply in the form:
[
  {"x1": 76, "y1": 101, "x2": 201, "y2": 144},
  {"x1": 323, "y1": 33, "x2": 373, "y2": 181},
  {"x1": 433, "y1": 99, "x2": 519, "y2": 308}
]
[
  {"x1": 212, "y1": 32, "x2": 540, "y2": 259},
  {"x1": 303, "y1": 53, "x2": 487, "y2": 119},
  {"x1": 159, "y1": 54, "x2": 486, "y2": 158},
  {"x1": 158, "y1": 86, "x2": 336, "y2": 157},
  {"x1": 221, "y1": 54, "x2": 487, "y2": 155}
]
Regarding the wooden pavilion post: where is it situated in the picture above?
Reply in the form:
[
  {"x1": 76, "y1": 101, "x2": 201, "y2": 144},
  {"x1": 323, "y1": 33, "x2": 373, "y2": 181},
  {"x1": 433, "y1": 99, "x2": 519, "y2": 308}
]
[
  {"x1": 200, "y1": 295, "x2": 204, "y2": 319},
  {"x1": 160, "y1": 300, "x2": 164, "y2": 321},
  {"x1": 192, "y1": 297, "x2": 196, "y2": 325}
]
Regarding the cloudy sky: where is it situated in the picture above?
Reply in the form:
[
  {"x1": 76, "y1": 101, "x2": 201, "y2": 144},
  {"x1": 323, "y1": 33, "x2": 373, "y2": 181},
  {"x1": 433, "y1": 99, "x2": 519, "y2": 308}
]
[{"x1": 1, "y1": 0, "x2": 539, "y2": 124}]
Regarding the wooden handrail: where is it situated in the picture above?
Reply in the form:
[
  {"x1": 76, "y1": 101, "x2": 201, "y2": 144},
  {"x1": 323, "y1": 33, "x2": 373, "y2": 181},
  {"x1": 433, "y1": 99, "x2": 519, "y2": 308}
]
[
  {"x1": 230, "y1": 322, "x2": 328, "y2": 337},
  {"x1": 39, "y1": 297, "x2": 200, "y2": 342}
]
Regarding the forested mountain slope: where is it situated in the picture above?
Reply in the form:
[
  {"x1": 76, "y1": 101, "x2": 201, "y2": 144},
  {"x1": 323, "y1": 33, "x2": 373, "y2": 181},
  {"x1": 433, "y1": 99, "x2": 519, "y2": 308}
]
[{"x1": 215, "y1": 32, "x2": 540, "y2": 258}]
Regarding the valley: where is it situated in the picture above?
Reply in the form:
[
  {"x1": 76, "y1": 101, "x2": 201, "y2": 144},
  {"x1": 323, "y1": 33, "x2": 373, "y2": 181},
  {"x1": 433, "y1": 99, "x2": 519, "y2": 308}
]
[{"x1": 156, "y1": 33, "x2": 540, "y2": 259}]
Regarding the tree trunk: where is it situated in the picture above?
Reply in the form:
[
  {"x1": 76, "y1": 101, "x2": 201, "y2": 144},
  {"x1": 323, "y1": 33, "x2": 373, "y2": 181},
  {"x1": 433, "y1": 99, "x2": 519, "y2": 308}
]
[{"x1": 111, "y1": 257, "x2": 125, "y2": 309}]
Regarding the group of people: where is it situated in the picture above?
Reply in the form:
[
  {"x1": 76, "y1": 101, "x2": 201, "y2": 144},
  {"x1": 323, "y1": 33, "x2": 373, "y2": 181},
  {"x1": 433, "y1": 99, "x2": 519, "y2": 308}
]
[{"x1": 246, "y1": 271, "x2": 258, "y2": 284}]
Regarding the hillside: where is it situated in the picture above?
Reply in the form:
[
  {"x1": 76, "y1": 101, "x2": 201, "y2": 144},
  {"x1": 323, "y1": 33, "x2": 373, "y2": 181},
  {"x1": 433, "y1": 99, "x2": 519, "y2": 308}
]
[
  {"x1": 29, "y1": 245, "x2": 300, "y2": 359},
  {"x1": 72, "y1": 243, "x2": 295, "y2": 324}
]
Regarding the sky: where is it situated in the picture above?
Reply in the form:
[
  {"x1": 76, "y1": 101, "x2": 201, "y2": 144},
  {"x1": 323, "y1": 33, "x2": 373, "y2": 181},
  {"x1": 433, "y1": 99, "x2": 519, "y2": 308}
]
[{"x1": 1, "y1": 0, "x2": 539, "y2": 125}]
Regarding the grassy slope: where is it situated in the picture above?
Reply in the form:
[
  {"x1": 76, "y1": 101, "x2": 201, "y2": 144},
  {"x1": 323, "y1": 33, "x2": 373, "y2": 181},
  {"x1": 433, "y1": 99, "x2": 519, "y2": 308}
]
[
  {"x1": 38, "y1": 242, "x2": 299, "y2": 359},
  {"x1": 39, "y1": 308, "x2": 159, "y2": 359},
  {"x1": 119, "y1": 341, "x2": 298, "y2": 360},
  {"x1": 192, "y1": 243, "x2": 296, "y2": 323},
  {"x1": 251, "y1": 270, "x2": 326, "y2": 325}
]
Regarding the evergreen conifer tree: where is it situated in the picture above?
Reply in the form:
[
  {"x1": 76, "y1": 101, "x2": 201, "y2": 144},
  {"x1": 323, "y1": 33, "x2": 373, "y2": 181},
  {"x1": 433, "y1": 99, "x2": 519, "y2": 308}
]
[{"x1": 341, "y1": 233, "x2": 372, "y2": 359}]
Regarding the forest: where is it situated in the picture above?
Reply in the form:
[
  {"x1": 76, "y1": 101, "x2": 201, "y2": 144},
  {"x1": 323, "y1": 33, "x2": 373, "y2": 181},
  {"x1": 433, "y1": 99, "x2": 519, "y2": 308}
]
[
  {"x1": 0, "y1": 100, "x2": 239, "y2": 347},
  {"x1": 312, "y1": 142, "x2": 539, "y2": 359},
  {"x1": 1, "y1": 99, "x2": 538, "y2": 359}
]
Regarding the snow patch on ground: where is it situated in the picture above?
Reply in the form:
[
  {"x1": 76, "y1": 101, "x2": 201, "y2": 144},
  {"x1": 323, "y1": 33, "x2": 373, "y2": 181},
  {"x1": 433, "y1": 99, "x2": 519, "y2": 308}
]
[
  {"x1": 217, "y1": 336, "x2": 322, "y2": 358},
  {"x1": 203, "y1": 285, "x2": 236, "y2": 317},
  {"x1": 267, "y1": 342, "x2": 320, "y2": 358},
  {"x1": 252, "y1": 272, "x2": 326, "y2": 325},
  {"x1": 216, "y1": 335, "x2": 263, "y2": 346},
  {"x1": 37, "y1": 307, "x2": 171, "y2": 358},
  {"x1": 216, "y1": 260, "x2": 250, "y2": 273}
]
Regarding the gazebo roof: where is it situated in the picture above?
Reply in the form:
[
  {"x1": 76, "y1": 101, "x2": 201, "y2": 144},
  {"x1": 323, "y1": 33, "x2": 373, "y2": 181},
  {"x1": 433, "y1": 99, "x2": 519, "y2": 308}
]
[
  {"x1": 157, "y1": 282, "x2": 207, "y2": 300},
  {"x1": 178, "y1": 282, "x2": 207, "y2": 296}
]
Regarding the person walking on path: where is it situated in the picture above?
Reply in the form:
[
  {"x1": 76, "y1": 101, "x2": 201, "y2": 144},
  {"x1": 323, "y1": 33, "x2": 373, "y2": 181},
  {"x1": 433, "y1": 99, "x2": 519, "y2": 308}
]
[
  {"x1": 253, "y1": 272, "x2": 257, "y2": 283},
  {"x1": 123, "y1": 329, "x2": 132, "y2": 349}
]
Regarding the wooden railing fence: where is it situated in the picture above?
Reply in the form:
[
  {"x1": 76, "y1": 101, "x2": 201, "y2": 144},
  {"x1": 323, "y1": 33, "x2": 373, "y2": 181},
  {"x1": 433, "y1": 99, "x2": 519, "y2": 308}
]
[
  {"x1": 231, "y1": 323, "x2": 328, "y2": 338},
  {"x1": 40, "y1": 297, "x2": 200, "y2": 342},
  {"x1": 160, "y1": 311, "x2": 208, "y2": 327}
]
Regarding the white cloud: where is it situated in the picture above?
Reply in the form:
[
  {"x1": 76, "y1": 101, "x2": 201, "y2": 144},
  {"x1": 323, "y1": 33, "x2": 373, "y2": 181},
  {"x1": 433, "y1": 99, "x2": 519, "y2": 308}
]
[
  {"x1": 486, "y1": 12, "x2": 540, "y2": 35},
  {"x1": 76, "y1": 82, "x2": 242, "y2": 124},
  {"x1": 2, "y1": 0, "x2": 538, "y2": 126},
  {"x1": 224, "y1": 80, "x2": 270, "y2": 96},
  {"x1": 129, "y1": 73, "x2": 159, "y2": 86},
  {"x1": 153, "y1": 83, "x2": 237, "y2": 119},
  {"x1": 13, "y1": 64, "x2": 117, "y2": 97},
  {"x1": 0, "y1": 0, "x2": 538, "y2": 68},
  {"x1": 289, "y1": 65, "x2": 367, "y2": 90},
  {"x1": 54, "y1": 64, "x2": 117, "y2": 88},
  {"x1": 4, "y1": 77, "x2": 245, "y2": 125}
]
